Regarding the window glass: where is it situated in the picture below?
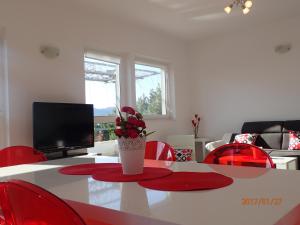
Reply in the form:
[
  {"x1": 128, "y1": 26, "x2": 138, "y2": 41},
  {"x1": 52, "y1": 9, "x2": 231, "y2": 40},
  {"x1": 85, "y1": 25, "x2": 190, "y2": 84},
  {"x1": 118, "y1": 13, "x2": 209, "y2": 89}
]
[
  {"x1": 135, "y1": 63, "x2": 167, "y2": 116},
  {"x1": 85, "y1": 56, "x2": 119, "y2": 116},
  {"x1": 94, "y1": 122, "x2": 116, "y2": 142}
]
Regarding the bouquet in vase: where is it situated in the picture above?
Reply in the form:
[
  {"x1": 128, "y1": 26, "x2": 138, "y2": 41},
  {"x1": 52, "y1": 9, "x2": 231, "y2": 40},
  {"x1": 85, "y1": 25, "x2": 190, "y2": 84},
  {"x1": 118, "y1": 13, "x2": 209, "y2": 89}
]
[{"x1": 114, "y1": 106, "x2": 154, "y2": 175}]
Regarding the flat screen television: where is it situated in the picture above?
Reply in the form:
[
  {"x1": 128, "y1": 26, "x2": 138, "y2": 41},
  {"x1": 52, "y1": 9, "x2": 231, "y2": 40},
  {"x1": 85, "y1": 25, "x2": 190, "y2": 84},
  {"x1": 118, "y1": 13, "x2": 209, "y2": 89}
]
[{"x1": 33, "y1": 102, "x2": 94, "y2": 154}]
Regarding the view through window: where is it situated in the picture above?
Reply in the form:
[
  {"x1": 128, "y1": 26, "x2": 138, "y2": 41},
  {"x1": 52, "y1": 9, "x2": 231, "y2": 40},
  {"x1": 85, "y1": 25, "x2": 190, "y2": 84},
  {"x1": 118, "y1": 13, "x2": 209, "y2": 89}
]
[
  {"x1": 84, "y1": 54, "x2": 120, "y2": 142},
  {"x1": 85, "y1": 56, "x2": 119, "y2": 117},
  {"x1": 135, "y1": 63, "x2": 167, "y2": 116},
  {"x1": 85, "y1": 52, "x2": 171, "y2": 142}
]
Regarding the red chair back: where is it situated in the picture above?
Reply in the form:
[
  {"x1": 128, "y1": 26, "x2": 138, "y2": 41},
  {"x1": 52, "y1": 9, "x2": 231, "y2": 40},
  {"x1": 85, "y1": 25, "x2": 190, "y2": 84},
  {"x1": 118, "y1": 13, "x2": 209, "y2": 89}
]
[
  {"x1": 0, "y1": 146, "x2": 47, "y2": 167},
  {"x1": 145, "y1": 141, "x2": 176, "y2": 161},
  {"x1": 204, "y1": 143, "x2": 276, "y2": 168},
  {"x1": 0, "y1": 180, "x2": 88, "y2": 225}
]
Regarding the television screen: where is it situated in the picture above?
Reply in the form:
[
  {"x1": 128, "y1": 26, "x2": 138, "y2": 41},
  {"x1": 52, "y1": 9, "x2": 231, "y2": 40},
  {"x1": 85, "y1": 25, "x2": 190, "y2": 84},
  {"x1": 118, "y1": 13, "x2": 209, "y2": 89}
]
[{"x1": 33, "y1": 102, "x2": 94, "y2": 152}]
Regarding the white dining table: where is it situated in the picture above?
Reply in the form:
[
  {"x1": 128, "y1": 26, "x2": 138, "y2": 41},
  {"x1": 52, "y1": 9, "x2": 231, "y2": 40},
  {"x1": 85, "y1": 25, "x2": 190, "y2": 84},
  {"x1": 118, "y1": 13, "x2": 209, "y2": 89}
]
[{"x1": 0, "y1": 154, "x2": 299, "y2": 225}]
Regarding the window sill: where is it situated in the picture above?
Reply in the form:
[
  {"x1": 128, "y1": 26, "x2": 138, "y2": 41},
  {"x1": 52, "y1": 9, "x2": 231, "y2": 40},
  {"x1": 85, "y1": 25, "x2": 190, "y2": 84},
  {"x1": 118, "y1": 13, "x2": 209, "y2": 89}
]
[
  {"x1": 143, "y1": 114, "x2": 174, "y2": 120},
  {"x1": 88, "y1": 140, "x2": 118, "y2": 156}
]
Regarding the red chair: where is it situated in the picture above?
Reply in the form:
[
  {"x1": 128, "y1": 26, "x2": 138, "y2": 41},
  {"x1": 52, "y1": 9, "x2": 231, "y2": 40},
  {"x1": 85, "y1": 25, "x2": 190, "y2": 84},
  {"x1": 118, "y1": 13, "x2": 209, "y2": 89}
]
[
  {"x1": 0, "y1": 146, "x2": 47, "y2": 167},
  {"x1": 145, "y1": 141, "x2": 176, "y2": 161},
  {"x1": 0, "y1": 180, "x2": 111, "y2": 225},
  {"x1": 203, "y1": 143, "x2": 276, "y2": 168},
  {"x1": 0, "y1": 179, "x2": 89, "y2": 225},
  {"x1": 0, "y1": 210, "x2": 4, "y2": 225}
]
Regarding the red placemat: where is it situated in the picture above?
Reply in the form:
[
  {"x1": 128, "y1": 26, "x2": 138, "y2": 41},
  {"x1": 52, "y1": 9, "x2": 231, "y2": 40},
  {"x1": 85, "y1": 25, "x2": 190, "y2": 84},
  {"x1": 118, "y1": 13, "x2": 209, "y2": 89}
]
[
  {"x1": 92, "y1": 167, "x2": 173, "y2": 182},
  {"x1": 138, "y1": 172, "x2": 233, "y2": 191},
  {"x1": 59, "y1": 163, "x2": 122, "y2": 175}
]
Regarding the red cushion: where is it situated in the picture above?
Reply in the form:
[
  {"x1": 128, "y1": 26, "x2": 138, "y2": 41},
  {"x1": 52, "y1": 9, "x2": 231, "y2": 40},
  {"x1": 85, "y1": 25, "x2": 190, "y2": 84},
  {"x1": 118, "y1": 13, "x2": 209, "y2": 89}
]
[
  {"x1": 288, "y1": 131, "x2": 300, "y2": 150},
  {"x1": 174, "y1": 149, "x2": 193, "y2": 162},
  {"x1": 234, "y1": 133, "x2": 257, "y2": 145}
]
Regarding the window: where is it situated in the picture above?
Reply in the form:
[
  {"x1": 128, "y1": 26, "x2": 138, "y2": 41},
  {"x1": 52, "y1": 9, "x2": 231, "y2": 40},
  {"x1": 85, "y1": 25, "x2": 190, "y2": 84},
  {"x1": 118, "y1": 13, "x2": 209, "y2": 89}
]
[
  {"x1": 85, "y1": 51, "x2": 173, "y2": 142},
  {"x1": 84, "y1": 53, "x2": 120, "y2": 117},
  {"x1": 94, "y1": 122, "x2": 116, "y2": 142},
  {"x1": 135, "y1": 62, "x2": 167, "y2": 116},
  {"x1": 84, "y1": 52, "x2": 120, "y2": 142}
]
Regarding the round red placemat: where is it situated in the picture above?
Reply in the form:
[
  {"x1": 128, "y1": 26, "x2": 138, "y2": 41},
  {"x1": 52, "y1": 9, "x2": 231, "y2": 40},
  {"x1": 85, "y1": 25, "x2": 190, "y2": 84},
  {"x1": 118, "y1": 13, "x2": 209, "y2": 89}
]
[
  {"x1": 138, "y1": 172, "x2": 233, "y2": 191},
  {"x1": 59, "y1": 163, "x2": 122, "y2": 175},
  {"x1": 92, "y1": 167, "x2": 173, "y2": 182}
]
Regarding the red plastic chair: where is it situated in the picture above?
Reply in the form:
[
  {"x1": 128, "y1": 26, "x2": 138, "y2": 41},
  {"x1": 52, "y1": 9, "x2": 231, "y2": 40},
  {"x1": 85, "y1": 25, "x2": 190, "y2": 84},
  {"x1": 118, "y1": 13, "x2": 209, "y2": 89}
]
[
  {"x1": 0, "y1": 146, "x2": 47, "y2": 167},
  {"x1": 0, "y1": 210, "x2": 4, "y2": 225},
  {"x1": 145, "y1": 141, "x2": 176, "y2": 161},
  {"x1": 203, "y1": 143, "x2": 276, "y2": 168},
  {"x1": 0, "y1": 179, "x2": 89, "y2": 225}
]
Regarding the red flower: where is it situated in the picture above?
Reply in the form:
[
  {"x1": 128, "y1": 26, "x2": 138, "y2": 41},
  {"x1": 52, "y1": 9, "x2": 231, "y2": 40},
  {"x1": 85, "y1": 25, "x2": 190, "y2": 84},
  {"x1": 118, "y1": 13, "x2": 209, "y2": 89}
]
[
  {"x1": 114, "y1": 106, "x2": 154, "y2": 138},
  {"x1": 121, "y1": 106, "x2": 135, "y2": 115},
  {"x1": 114, "y1": 129, "x2": 123, "y2": 137},
  {"x1": 128, "y1": 117, "x2": 139, "y2": 126},
  {"x1": 137, "y1": 120, "x2": 146, "y2": 129},
  {"x1": 135, "y1": 112, "x2": 143, "y2": 119},
  {"x1": 192, "y1": 120, "x2": 196, "y2": 127},
  {"x1": 127, "y1": 129, "x2": 139, "y2": 138},
  {"x1": 115, "y1": 117, "x2": 121, "y2": 126}
]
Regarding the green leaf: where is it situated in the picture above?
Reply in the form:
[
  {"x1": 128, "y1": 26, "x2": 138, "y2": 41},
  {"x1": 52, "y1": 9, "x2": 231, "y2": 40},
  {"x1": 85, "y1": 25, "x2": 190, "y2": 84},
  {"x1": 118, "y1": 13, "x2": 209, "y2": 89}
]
[
  {"x1": 145, "y1": 131, "x2": 156, "y2": 137},
  {"x1": 116, "y1": 106, "x2": 125, "y2": 122}
]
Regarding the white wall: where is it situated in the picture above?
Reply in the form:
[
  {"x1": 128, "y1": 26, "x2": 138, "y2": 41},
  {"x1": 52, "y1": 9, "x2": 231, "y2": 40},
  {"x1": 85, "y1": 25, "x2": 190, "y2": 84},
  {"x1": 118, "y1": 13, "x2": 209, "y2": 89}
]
[
  {"x1": 0, "y1": 0, "x2": 193, "y2": 146},
  {"x1": 0, "y1": 29, "x2": 4, "y2": 147},
  {"x1": 189, "y1": 15, "x2": 300, "y2": 140}
]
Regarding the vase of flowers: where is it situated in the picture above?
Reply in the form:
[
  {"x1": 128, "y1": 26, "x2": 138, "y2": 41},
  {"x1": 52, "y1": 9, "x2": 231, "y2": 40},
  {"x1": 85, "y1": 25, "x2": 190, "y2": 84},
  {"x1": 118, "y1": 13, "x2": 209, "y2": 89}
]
[
  {"x1": 114, "y1": 106, "x2": 153, "y2": 175},
  {"x1": 192, "y1": 114, "x2": 201, "y2": 138}
]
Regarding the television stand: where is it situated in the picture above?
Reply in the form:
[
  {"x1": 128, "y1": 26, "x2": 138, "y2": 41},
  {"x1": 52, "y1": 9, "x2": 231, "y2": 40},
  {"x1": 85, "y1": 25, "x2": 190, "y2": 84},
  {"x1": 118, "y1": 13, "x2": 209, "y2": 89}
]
[{"x1": 45, "y1": 149, "x2": 88, "y2": 160}]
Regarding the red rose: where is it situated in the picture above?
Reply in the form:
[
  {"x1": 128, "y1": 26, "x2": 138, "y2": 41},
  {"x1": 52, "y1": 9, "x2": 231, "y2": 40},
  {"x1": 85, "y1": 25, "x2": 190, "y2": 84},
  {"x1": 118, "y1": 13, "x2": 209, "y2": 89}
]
[
  {"x1": 192, "y1": 120, "x2": 196, "y2": 126},
  {"x1": 137, "y1": 120, "x2": 146, "y2": 129},
  {"x1": 126, "y1": 123, "x2": 133, "y2": 129},
  {"x1": 114, "y1": 129, "x2": 123, "y2": 137},
  {"x1": 121, "y1": 106, "x2": 135, "y2": 115},
  {"x1": 135, "y1": 112, "x2": 143, "y2": 119},
  {"x1": 115, "y1": 117, "x2": 121, "y2": 126},
  {"x1": 128, "y1": 117, "x2": 139, "y2": 126},
  {"x1": 127, "y1": 129, "x2": 139, "y2": 138}
]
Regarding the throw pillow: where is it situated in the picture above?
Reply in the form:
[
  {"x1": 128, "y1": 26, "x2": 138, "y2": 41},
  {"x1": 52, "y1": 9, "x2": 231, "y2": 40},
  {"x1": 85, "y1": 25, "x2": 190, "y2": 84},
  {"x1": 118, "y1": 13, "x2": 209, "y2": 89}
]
[
  {"x1": 233, "y1": 133, "x2": 258, "y2": 145},
  {"x1": 288, "y1": 131, "x2": 300, "y2": 150},
  {"x1": 174, "y1": 149, "x2": 193, "y2": 162}
]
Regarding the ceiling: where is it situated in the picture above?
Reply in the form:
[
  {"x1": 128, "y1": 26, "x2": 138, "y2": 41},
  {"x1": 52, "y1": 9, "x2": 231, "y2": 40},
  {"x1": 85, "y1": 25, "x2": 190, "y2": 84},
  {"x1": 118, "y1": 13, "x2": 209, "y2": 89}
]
[{"x1": 74, "y1": 0, "x2": 300, "y2": 40}]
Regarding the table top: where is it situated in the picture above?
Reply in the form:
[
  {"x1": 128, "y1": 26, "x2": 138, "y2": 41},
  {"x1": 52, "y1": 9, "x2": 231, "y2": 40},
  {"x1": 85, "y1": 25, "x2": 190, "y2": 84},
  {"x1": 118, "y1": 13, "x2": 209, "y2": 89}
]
[{"x1": 0, "y1": 155, "x2": 299, "y2": 225}]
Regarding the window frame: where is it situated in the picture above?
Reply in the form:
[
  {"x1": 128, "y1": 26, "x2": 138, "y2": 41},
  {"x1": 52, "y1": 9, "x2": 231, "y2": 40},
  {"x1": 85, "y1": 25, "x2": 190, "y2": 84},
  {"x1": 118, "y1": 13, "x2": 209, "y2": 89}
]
[
  {"x1": 84, "y1": 50, "x2": 122, "y2": 124},
  {"x1": 84, "y1": 50, "x2": 174, "y2": 126},
  {"x1": 133, "y1": 57, "x2": 172, "y2": 120}
]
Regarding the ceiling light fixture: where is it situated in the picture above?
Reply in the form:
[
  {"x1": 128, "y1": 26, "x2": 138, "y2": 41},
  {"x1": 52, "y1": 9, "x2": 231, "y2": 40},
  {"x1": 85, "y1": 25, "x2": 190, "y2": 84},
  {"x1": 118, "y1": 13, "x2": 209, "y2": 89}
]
[{"x1": 224, "y1": 0, "x2": 253, "y2": 15}]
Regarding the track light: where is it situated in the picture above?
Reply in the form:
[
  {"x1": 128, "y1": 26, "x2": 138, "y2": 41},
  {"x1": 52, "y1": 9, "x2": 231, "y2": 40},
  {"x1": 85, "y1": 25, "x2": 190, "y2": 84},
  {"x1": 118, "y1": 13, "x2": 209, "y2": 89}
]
[
  {"x1": 224, "y1": 0, "x2": 253, "y2": 15},
  {"x1": 224, "y1": 5, "x2": 233, "y2": 14},
  {"x1": 245, "y1": 0, "x2": 253, "y2": 8},
  {"x1": 242, "y1": 6, "x2": 250, "y2": 14}
]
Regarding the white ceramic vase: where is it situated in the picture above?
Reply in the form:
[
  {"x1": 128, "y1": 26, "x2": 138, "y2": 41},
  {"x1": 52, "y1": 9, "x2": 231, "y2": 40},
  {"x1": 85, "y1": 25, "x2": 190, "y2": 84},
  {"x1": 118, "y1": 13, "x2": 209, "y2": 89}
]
[{"x1": 117, "y1": 136, "x2": 146, "y2": 175}]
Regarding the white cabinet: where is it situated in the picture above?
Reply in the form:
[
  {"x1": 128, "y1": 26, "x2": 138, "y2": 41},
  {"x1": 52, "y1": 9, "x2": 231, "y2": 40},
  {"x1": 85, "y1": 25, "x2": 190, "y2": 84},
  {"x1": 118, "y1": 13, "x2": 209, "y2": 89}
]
[
  {"x1": 195, "y1": 138, "x2": 211, "y2": 162},
  {"x1": 271, "y1": 157, "x2": 298, "y2": 170}
]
